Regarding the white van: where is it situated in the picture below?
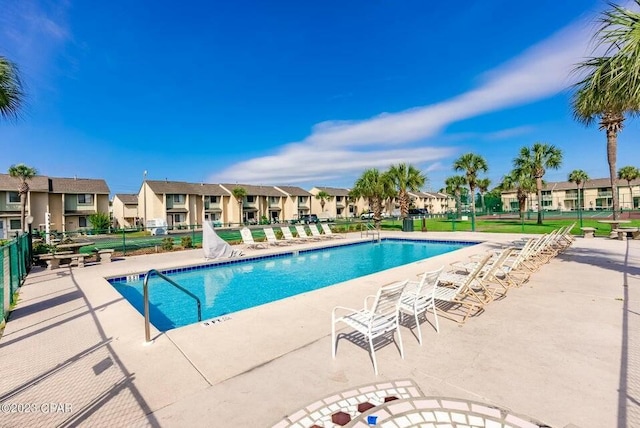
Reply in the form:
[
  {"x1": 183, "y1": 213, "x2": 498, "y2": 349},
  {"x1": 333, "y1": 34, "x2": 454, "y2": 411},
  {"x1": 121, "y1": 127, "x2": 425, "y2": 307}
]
[{"x1": 146, "y1": 218, "x2": 168, "y2": 235}]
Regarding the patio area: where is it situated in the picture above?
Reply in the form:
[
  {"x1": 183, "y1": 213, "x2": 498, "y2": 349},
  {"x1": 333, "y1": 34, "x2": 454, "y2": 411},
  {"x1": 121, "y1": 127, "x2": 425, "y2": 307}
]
[{"x1": 0, "y1": 231, "x2": 638, "y2": 428}]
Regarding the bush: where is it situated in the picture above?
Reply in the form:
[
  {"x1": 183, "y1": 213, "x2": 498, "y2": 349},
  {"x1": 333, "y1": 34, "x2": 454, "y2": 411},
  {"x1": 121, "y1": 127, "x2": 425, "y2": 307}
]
[
  {"x1": 33, "y1": 242, "x2": 54, "y2": 255},
  {"x1": 161, "y1": 237, "x2": 174, "y2": 251},
  {"x1": 89, "y1": 212, "x2": 111, "y2": 233},
  {"x1": 181, "y1": 236, "x2": 193, "y2": 248}
]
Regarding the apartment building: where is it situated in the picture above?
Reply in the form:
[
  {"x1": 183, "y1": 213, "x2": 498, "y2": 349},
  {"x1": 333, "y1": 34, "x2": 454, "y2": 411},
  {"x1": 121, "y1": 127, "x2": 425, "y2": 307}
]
[
  {"x1": 501, "y1": 177, "x2": 640, "y2": 212},
  {"x1": 308, "y1": 187, "x2": 362, "y2": 219},
  {"x1": 408, "y1": 191, "x2": 454, "y2": 214},
  {"x1": 273, "y1": 186, "x2": 313, "y2": 221},
  {"x1": 112, "y1": 194, "x2": 139, "y2": 228},
  {"x1": 0, "y1": 174, "x2": 110, "y2": 238}
]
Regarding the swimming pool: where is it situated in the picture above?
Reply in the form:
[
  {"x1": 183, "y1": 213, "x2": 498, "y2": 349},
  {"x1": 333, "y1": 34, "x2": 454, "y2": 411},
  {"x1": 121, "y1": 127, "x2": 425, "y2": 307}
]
[{"x1": 108, "y1": 239, "x2": 476, "y2": 331}]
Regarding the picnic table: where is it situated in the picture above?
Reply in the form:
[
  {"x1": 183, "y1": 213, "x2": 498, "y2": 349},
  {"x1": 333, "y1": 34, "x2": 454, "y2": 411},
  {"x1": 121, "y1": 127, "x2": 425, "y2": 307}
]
[
  {"x1": 55, "y1": 241, "x2": 94, "y2": 254},
  {"x1": 597, "y1": 220, "x2": 631, "y2": 239}
]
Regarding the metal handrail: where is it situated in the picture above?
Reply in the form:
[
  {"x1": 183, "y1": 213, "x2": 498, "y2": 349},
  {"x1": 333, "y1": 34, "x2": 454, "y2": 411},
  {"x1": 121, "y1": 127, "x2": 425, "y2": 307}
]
[{"x1": 143, "y1": 269, "x2": 202, "y2": 343}]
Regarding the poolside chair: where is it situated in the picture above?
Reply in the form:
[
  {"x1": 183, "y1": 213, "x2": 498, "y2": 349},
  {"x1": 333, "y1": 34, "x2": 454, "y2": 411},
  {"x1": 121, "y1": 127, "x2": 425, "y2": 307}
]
[
  {"x1": 240, "y1": 227, "x2": 269, "y2": 250},
  {"x1": 281, "y1": 226, "x2": 304, "y2": 243},
  {"x1": 295, "y1": 225, "x2": 318, "y2": 241},
  {"x1": 264, "y1": 227, "x2": 291, "y2": 246},
  {"x1": 449, "y1": 248, "x2": 516, "y2": 301},
  {"x1": 434, "y1": 253, "x2": 492, "y2": 325},
  {"x1": 332, "y1": 280, "x2": 408, "y2": 375},
  {"x1": 309, "y1": 223, "x2": 332, "y2": 240},
  {"x1": 399, "y1": 266, "x2": 444, "y2": 344},
  {"x1": 321, "y1": 223, "x2": 346, "y2": 239}
]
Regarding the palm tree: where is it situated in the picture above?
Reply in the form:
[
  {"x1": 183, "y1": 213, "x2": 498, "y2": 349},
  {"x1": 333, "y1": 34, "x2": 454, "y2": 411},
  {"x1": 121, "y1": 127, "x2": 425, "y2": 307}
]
[
  {"x1": 314, "y1": 190, "x2": 333, "y2": 212},
  {"x1": 453, "y1": 153, "x2": 488, "y2": 231},
  {"x1": 0, "y1": 56, "x2": 24, "y2": 121},
  {"x1": 8, "y1": 164, "x2": 37, "y2": 232},
  {"x1": 618, "y1": 166, "x2": 640, "y2": 210},
  {"x1": 231, "y1": 187, "x2": 247, "y2": 225},
  {"x1": 568, "y1": 169, "x2": 590, "y2": 226},
  {"x1": 444, "y1": 175, "x2": 466, "y2": 218},
  {"x1": 571, "y1": 2, "x2": 640, "y2": 220},
  {"x1": 387, "y1": 163, "x2": 427, "y2": 219},
  {"x1": 477, "y1": 178, "x2": 491, "y2": 214},
  {"x1": 513, "y1": 143, "x2": 562, "y2": 225},
  {"x1": 500, "y1": 169, "x2": 536, "y2": 221},
  {"x1": 350, "y1": 168, "x2": 394, "y2": 229}
]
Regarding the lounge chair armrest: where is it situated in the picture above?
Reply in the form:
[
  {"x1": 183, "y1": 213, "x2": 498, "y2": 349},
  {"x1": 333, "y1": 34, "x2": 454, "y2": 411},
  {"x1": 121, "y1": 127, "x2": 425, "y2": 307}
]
[
  {"x1": 332, "y1": 305, "x2": 360, "y2": 320},
  {"x1": 364, "y1": 295, "x2": 377, "y2": 310}
]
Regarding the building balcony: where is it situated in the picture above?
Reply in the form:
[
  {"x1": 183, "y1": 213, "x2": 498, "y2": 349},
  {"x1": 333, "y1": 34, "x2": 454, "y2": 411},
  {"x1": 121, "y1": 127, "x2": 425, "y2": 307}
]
[
  {"x1": 542, "y1": 195, "x2": 553, "y2": 201},
  {"x1": 597, "y1": 191, "x2": 612, "y2": 198},
  {"x1": 564, "y1": 194, "x2": 578, "y2": 200}
]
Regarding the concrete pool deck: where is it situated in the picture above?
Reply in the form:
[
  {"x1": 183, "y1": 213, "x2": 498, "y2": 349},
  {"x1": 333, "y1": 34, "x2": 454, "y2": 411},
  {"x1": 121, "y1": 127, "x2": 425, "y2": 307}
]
[{"x1": 0, "y1": 231, "x2": 638, "y2": 427}]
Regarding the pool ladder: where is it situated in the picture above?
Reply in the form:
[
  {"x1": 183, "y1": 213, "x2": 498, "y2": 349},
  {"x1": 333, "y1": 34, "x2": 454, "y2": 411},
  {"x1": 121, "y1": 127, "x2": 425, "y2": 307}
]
[
  {"x1": 360, "y1": 222, "x2": 381, "y2": 242},
  {"x1": 143, "y1": 269, "x2": 202, "y2": 344}
]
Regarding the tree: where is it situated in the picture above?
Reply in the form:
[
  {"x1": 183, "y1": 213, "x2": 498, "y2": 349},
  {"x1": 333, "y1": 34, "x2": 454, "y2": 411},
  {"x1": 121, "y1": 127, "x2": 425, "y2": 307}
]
[
  {"x1": 513, "y1": 143, "x2": 562, "y2": 225},
  {"x1": 453, "y1": 153, "x2": 488, "y2": 231},
  {"x1": 618, "y1": 166, "x2": 640, "y2": 209},
  {"x1": 350, "y1": 168, "x2": 394, "y2": 229},
  {"x1": 444, "y1": 175, "x2": 466, "y2": 218},
  {"x1": 387, "y1": 163, "x2": 427, "y2": 218},
  {"x1": 231, "y1": 187, "x2": 247, "y2": 225},
  {"x1": 0, "y1": 56, "x2": 24, "y2": 121},
  {"x1": 571, "y1": 1, "x2": 640, "y2": 220},
  {"x1": 499, "y1": 169, "x2": 536, "y2": 221},
  {"x1": 477, "y1": 178, "x2": 491, "y2": 213},
  {"x1": 314, "y1": 190, "x2": 333, "y2": 212},
  {"x1": 8, "y1": 164, "x2": 37, "y2": 232},
  {"x1": 568, "y1": 169, "x2": 590, "y2": 210},
  {"x1": 88, "y1": 212, "x2": 111, "y2": 233}
]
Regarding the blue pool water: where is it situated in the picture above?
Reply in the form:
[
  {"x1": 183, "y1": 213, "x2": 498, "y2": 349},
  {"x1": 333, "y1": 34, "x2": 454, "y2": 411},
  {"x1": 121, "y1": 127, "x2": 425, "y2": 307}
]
[{"x1": 109, "y1": 239, "x2": 474, "y2": 331}]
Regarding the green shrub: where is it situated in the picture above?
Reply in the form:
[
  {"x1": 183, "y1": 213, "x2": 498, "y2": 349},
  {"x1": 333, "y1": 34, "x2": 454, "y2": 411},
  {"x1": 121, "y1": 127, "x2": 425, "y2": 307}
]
[
  {"x1": 89, "y1": 212, "x2": 111, "y2": 233},
  {"x1": 181, "y1": 236, "x2": 193, "y2": 248},
  {"x1": 33, "y1": 242, "x2": 54, "y2": 255},
  {"x1": 161, "y1": 237, "x2": 174, "y2": 251}
]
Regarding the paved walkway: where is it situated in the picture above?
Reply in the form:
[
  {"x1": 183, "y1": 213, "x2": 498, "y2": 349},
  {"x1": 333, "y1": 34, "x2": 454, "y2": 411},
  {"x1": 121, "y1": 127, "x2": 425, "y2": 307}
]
[{"x1": 0, "y1": 232, "x2": 638, "y2": 427}]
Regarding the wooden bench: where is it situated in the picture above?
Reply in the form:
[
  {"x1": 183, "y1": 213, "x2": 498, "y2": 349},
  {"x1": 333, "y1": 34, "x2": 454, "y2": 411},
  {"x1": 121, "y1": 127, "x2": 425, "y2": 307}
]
[
  {"x1": 98, "y1": 249, "x2": 115, "y2": 264},
  {"x1": 580, "y1": 227, "x2": 596, "y2": 239}
]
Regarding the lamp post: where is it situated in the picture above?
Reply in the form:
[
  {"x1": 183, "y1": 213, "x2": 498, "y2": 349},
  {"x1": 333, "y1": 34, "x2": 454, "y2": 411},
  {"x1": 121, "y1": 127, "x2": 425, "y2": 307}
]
[
  {"x1": 578, "y1": 185, "x2": 583, "y2": 228},
  {"x1": 143, "y1": 170, "x2": 147, "y2": 233}
]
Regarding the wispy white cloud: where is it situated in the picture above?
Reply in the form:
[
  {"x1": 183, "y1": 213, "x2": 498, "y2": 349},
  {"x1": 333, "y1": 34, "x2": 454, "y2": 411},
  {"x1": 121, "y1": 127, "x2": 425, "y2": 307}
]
[
  {"x1": 212, "y1": 12, "x2": 595, "y2": 185},
  {"x1": 483, "y1": 126, "x2": 535, "y2": 141}
]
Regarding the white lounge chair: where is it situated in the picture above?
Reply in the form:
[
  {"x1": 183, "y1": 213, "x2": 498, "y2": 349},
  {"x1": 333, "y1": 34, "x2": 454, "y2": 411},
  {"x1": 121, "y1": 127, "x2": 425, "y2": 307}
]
[
  {"x1": 281, "y1": 227, "x2": 304, "y2": 243},
  {"x1": 399, "y1": 267, "x2": 444, "y2": 344},
  {"x1": 264, "y1": 227, "x2": 291, "y2": 246},
  {"x1": 321, "y1": 223, "x2": 345, "y2": 239},
  {"x1": 240, "y1": 227, "x2": 268, "y2": 250},
  {"x1": 332, "y1": 280, "x2": 407, "y2": 375},
  {"x1": 295, "y1": 225, "x2": 318, "y2": 241},
  {"x1": 309, "y1": 224, "x2": 332, "y2": 240}
]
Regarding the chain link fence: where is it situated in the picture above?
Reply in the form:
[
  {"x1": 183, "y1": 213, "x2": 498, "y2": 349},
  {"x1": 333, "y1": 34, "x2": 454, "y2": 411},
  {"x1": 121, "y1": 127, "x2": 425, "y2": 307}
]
[{"x1": 1, "y1": 233, "x2": 30, "y2": 324}]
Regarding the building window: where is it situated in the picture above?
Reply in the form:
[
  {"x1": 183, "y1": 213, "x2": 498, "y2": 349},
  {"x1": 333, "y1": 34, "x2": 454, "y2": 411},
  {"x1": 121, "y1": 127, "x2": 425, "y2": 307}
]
[
  {"x1": 246, "y1": 195, "x2": 255, "y2": 203},
  {"x1": 298, "y1": 196, "x2": 307, "y2": 204},
  {"x1": 173, "y1": 194, "x2": 185, "y2": 204},
  {"x1": 9, "y1": 219, "x2": 21, "y2": 230},
  {"x1": 269, "y1": 196, "x2": 279, "y2": 204},
  {"x1": 209, "y1": 196, "x2": 218, "y2": 203},
  {"x1": 79, "y1": 217, "x2": 87, "y2": 228},
  {"x1": 7, "y1": 191, "x2": 20, "y2": 203},
  {"x1": 78, "y1": 194, "x2": 94, "y2": 205}
]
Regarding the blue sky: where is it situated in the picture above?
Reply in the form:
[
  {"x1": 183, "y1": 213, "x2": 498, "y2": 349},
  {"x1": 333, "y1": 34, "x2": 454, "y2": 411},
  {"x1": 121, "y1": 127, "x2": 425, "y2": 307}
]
[{"x1": 1, "y1": 0, "x2": 639, "y2": 195}]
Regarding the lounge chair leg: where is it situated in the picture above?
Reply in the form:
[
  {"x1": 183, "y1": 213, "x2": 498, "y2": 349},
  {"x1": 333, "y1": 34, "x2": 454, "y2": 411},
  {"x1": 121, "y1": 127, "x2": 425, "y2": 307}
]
[
  {"x1": 369, "y1": 336, "x2": 378, "y2": 375},
  {"x1": 432, "y1": 300, "x2": 440, "y2": 333},
  {"x1": 414, "y1": 311, "x2": 422, "y2": 345},
  {"x1": 331, "y1": 322, "x2": 337, "y2": 359},
  {"x1": 397, "y1": 324, "x2": 404, "y2": 359}
]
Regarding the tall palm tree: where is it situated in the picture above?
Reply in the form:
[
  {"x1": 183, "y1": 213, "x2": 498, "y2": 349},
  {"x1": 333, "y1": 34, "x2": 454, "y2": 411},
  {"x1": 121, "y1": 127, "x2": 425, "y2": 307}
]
[
  {"x1": 568, "y1": 169, "x2": 590, "y2": 226},
  {"x1": 387, "y1": 163, "x2": 427, "y2": 218},
  {"x1": 618, "y1": 166, "x2": 640, "y2": 209},
  {"x1": 572, "y1": 1, "x2": 640, "y2": 220},
  {"x1": 513, "y1": 143, "x2": 563, "y2": 225},
  {"x1": 500, "y1": 169, "x2": 536, "y2": 221},
  {"x1": 8, "y1": 164, "x2": 37, "y2": 232},
  {"x1": 231, "y1": 187, "x2": 247, "y2": 225},
  {"x1": 568, "y1": 169, "x2": 590, "y2": 211},
  {"x1": 350, "y1": 168, "x2": 394, "y2": 229},
  {"x1": 444, "y1": 175, "x2": 466, "y2": 218},
  {"x1": 0, "y1": 56, "x2": 24, "y2": 121},
  {"x1": 314, "y1": 190, "x2": 333, "y2": 212},
  {"x1": 477, "y1": 178, "x2": 491, "y2": 214},
  {"x1": 453, "y1": 153, "x2": 488, "y2": 231}
]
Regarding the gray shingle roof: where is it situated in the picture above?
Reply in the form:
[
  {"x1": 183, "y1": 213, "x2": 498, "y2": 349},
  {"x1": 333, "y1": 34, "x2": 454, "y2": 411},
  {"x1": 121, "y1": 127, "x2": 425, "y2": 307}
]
[
  {"x1": 219, "y1": 183, "x2": 286, "y2": 197},
  {"x1": 312, "y1": 186, "x2": 351, "y2": 196},
  {"x1": 0, "y1": 174, "x2": 50, "y2": 192},
  {"x1": 146, "y1": 180, "x2": 229, "y2": 196},
  {"x1": 275, "y1": 186, "x2": 312, "y2": 197},
  {"x1": 115, "y1": 194, "x2": 138, "y2": 204},
  {"x1": 50, "y1": 177, "x2": 110, "y2": 194}
]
